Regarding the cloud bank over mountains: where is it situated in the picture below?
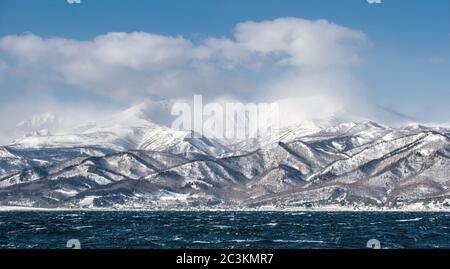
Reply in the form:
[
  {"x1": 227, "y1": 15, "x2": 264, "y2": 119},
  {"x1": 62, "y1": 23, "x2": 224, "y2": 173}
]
[
  {"x1": 0, "y1": 18, "x2": 367, "y2": 100},
  {"x1": 0, "y1": 17, "x2": 391, "y2": 144}
]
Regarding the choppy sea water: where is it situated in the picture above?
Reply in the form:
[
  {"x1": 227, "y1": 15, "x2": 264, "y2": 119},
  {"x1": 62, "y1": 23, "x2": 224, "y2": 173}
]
[{"x1": 0, "y1": 211, "x2": 449, "y2": 249}]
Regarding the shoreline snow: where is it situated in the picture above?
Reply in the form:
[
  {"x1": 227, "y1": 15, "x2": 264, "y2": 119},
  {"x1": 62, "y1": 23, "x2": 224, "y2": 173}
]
[{"x1": 1, "y1": 206, "x2": 450, "y2": 212}]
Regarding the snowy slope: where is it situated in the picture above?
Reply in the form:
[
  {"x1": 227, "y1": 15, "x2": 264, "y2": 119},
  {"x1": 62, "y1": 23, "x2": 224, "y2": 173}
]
[
  {"x1": 10, "y1": 103, "x2": 229, "y2": 156},
  {"x1": 0, "y1": 103, "x2": 450, "y2": 210}
]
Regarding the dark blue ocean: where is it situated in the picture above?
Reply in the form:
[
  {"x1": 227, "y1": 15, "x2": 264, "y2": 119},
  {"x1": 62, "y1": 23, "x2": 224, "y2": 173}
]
[{"x1": 0, "y1": 211, "x2": 449, "y2": 249}]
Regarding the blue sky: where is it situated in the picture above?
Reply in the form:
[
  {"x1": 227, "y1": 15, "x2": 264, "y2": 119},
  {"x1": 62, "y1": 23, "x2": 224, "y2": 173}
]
[{"x1": 0, "y1": 0, "x2": 449, "y2": 138}]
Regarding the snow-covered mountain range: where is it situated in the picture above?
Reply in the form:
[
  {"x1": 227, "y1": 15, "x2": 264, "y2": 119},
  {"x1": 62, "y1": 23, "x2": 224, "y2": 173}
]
[{"x1": 1, "y1": 104, "x2": 450, "y2": 210}]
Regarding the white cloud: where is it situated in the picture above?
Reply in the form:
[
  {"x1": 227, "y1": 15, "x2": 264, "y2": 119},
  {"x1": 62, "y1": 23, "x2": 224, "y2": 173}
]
[
  {"x1": 0, "y1": 18, "x2": 374, "y2": 142},
  {"x1": 0, "y1": 18, "x2": 367, "y2": 102},
  {"x1": 209, "y1": 18, "x2": 367, "y2": 69},
  {"x1": 367, "y1": 0, "x2": 382, "y2": 4}
]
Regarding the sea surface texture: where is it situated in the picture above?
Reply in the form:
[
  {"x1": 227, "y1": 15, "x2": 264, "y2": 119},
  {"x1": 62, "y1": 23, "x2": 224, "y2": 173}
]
[{"x1": 0, "y1": 211, "x2": 449, "y2": 249}]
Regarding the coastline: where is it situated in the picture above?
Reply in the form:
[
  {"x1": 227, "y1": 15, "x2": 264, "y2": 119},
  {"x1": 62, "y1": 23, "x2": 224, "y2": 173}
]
[{"x1": 1, "y1": 205, "x2": 450, "y2": 212}]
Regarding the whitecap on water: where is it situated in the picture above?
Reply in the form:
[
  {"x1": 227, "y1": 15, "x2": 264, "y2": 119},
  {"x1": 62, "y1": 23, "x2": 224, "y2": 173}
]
[
  {"x1": 172, "y1": 235, "x2": 183, "y2": 241},
  {"x1": 213, "y1": 225, "x2": 231, "y2": 229},
  {"x1": 73, "y1": 225, "x2": 93, "y2": 230},
  {"x1": 64, "y1": 214, "x2": 80, "y2": 217},
  {"x1": 395, "y1": 218, "x2": 423, "y2": 222},
  {"x1": 290, "y1": 212, "x2": 307, "y2": 216},
  {"x1": 229, "y1": 239, "x2": 263, "y2": 243},
  {"x1": 192, "y1": 240, "x2": 222, "y2": 244},
  {"x1": 273, "y1": 239, "x2": 325, "y2": 244}
]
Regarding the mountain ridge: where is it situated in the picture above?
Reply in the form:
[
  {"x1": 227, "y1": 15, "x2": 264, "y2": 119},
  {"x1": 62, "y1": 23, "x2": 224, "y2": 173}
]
[{"x1": 1, "y1": 104, "x2": 450, "y2": 210}]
